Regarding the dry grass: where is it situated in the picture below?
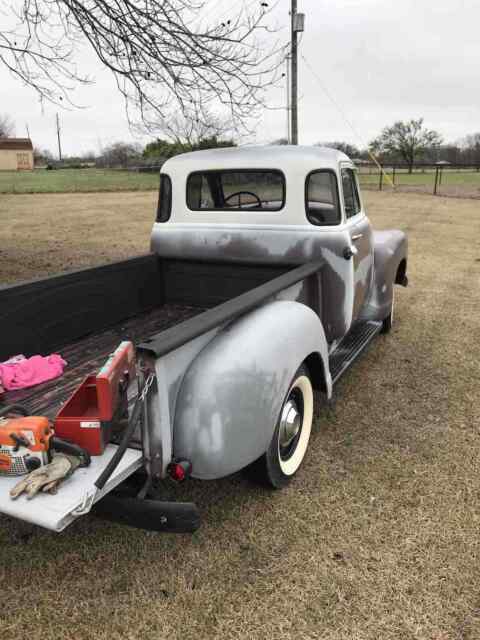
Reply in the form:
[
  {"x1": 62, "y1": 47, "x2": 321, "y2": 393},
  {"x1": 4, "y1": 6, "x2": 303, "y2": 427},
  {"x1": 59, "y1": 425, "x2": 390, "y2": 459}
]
[
  {"x1": 0, "y1": 191, "x2": 157, "y2": 284},
  {"x1": 1, "y1": 190, "x2": 480, "y2": 640}
]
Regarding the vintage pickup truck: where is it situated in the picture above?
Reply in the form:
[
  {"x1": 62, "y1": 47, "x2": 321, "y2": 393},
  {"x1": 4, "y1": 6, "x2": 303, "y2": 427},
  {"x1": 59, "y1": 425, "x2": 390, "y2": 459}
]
[{"x1": 0, "y1": 146, "x2": 408, "y2": 533}]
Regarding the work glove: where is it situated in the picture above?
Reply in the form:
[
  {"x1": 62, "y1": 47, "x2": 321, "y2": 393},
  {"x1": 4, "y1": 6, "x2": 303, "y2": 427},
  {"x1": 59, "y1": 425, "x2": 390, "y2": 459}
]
[{"x1": 10, "y1": 454, "x2": 82, "y2": 500}]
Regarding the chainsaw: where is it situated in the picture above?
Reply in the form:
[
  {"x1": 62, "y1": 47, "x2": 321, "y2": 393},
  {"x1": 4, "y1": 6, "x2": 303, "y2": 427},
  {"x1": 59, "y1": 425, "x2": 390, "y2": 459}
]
[{"x1": 0, "y1": 404, "x2": 90, "y2": 476}]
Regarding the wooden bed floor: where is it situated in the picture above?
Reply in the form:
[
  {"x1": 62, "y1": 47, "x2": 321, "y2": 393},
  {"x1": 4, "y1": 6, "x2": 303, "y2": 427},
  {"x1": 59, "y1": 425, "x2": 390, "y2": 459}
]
[{"x1": 1, "y1": 304, "x2": 203, "y2": 419}]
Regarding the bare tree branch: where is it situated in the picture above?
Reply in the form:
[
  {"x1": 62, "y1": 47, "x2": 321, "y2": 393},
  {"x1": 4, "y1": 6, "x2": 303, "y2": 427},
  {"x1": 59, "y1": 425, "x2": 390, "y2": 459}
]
[
  {"x1": 0, "y1": 0, "x2": 285, "y2": 135},
  {"x1": 0, "y1": 112, "x2": 15, "y2": 137}
]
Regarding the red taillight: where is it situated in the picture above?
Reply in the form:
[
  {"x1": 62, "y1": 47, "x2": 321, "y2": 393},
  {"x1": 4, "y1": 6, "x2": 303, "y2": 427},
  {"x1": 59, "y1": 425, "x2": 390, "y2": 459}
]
[{"x1": 168, "y1": 460, "x2": 192, "y2": 482}]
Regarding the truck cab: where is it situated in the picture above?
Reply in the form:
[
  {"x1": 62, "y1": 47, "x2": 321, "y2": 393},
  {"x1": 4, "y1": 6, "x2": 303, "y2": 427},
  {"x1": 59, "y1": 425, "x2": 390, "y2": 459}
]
[{"x1": 151, "y1": 145, "x2": 407, "y2": 343}]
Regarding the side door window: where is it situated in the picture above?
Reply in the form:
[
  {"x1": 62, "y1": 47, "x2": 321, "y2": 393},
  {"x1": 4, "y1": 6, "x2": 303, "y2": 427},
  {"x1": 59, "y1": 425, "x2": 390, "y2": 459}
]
[
  {"x1": 305, "y1": 170, "x2": 341, "y2": 226},
  {"x1": 341, "y1": 168, "x2": 361, "y2": 219}
]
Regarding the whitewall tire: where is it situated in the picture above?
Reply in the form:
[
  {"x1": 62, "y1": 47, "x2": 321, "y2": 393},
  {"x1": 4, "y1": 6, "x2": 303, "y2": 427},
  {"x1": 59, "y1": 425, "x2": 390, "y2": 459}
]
[{"x1": 251, "y1": 364, "x2": 314, "y2": 489}]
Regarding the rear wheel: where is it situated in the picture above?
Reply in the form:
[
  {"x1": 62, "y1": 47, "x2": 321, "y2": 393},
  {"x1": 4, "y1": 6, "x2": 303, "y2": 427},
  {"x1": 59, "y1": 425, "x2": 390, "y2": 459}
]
[{"x1": 251, "y1": 365, "x2": 314, "y2": 489}]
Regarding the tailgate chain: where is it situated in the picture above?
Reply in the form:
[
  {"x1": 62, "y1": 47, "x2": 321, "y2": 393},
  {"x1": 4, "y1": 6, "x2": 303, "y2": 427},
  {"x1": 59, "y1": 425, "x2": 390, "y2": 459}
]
[{"x1": 72, "y1": 371, "x2": 156, "y2": 516}]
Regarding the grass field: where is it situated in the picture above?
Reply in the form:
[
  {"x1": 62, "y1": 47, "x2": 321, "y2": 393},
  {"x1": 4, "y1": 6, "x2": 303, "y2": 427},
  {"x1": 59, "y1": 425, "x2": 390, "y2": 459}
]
[
  {"x1": 0, "y1": 190, "x2": 479, "y2": 640},
  {"x1": 359, "y1": 169, "x2": 480, "y2": 198},
  {"x1": 0, "y1": 168, "x2": 159, "y2": 193}
]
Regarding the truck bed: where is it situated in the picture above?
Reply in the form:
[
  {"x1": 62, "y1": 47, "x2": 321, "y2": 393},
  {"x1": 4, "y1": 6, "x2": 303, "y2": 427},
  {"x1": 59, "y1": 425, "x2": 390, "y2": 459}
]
[
  {"x1": 0, "y1": 252, "x2": 325, "y2": 534},
  {"x1": 3, "y1": 304, "x2": 203, "y2": 418},
  {"x1": 0, "y1": 253, "x2": 288, "y2": 419}
]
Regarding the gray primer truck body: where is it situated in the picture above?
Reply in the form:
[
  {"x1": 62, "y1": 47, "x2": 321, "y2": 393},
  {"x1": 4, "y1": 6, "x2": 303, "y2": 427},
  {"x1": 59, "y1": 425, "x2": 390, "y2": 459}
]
[
  {"x1": 0, "y1": 145, "x2": 407, "y2": 532},
  {"x1": 145, "y1": 146, "x2": 408, "y2": 480}
]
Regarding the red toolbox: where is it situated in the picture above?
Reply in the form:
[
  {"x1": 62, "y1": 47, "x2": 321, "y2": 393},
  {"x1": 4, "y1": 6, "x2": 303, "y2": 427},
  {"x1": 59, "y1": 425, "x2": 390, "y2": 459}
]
[{"x1": 54, "y1": 341, "x2": 136, "y2": 455}]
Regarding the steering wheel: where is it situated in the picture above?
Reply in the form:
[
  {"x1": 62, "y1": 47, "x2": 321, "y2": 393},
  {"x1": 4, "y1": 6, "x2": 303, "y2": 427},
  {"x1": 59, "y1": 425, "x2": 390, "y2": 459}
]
[{"x1": 224, "y1": 191, "x2": 262, "y2": 209}]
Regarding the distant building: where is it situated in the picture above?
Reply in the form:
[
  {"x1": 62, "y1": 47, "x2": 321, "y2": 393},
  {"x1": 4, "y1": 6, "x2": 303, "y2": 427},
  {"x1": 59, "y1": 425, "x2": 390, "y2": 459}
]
[{"x1": 0, "y1": 138, "x2": 34, "y2": 170}]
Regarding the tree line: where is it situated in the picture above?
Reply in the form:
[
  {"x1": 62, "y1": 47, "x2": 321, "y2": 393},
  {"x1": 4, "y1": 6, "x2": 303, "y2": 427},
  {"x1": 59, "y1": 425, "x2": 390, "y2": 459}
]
[
  {"x1": 274, "y1": 120, "x2": 479, "y2": 172},
  {"x1": 322, "y1": 137, "x2": 480, "y2": 173},
  {"x1": 32, "y1": 135, "x2": 236, "y2": 169},
  {"x1": 3, "y1": 112, "x2": 479, "y2": 171},
  {"x1": 313, "y1": 119, "x2": 480, "y2": 172}
]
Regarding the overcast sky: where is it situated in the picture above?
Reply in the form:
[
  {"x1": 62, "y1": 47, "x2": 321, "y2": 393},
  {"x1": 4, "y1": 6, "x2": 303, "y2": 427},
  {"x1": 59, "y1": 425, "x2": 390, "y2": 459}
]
[{"x1": 2, "y1": 0, "x2": 479, "y2": 155}]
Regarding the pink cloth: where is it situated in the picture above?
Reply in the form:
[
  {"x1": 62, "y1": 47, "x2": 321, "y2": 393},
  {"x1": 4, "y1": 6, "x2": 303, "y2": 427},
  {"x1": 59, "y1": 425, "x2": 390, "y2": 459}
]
[{"x1": 0, "y1": 354, "x2": 67, "y2": 391}]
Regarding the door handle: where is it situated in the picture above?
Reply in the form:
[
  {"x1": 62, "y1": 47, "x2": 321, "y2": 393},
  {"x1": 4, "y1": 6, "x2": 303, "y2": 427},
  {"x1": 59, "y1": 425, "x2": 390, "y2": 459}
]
[
  {"x1": 351, "y1": 233, "x2": 363, "y2": 242},
  {"x1": 343, "y1": 245, "x2": 358, "y2": 260}
]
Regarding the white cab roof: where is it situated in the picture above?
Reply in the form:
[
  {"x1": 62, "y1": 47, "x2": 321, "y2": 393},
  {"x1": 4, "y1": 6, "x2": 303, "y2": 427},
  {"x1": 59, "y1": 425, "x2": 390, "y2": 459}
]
[{"x1": 162, "y1": 145, "x2": 351, "y2": 175}]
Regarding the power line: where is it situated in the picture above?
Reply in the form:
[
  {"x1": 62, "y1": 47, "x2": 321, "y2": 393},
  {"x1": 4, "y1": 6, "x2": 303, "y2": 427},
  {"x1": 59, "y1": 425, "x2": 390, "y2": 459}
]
[{"x1": 300, "y1": 52, "x2": 394, "y2": 187}]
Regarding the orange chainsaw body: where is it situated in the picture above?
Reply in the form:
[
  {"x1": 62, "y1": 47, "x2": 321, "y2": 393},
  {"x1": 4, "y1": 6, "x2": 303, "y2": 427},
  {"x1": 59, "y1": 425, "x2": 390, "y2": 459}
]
[{"x1": 0, "y1": 416, "x2": 53, "y2": 475}]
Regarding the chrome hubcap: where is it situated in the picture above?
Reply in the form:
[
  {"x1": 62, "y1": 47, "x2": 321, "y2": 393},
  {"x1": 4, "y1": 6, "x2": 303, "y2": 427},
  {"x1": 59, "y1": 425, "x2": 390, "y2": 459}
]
[{"x1": 279, "y1": 399, "x2": 301, "y2": 448}]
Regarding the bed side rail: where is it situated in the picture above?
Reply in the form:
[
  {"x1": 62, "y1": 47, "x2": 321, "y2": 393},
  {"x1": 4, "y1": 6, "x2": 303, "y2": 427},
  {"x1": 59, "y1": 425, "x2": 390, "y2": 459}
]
[{"x1": 137, "y1": 259, "x2": 325, "y2": 359}]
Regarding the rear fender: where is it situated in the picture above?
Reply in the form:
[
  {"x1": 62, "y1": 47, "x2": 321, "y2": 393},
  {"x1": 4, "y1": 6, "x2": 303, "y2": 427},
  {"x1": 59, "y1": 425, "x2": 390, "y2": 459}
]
[
  {"x1": 172, "y1": 300, "x2": 331, "y2": 480},
  {"x1": 361, "y1": 229, "x2": 408, "y2": 322}
]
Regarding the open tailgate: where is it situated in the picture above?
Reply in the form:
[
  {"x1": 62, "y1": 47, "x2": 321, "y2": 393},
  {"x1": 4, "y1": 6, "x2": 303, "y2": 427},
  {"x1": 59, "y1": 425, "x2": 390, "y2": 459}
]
[{"x1": 0, "y1": 445, "x2": 142, "y2": 532}]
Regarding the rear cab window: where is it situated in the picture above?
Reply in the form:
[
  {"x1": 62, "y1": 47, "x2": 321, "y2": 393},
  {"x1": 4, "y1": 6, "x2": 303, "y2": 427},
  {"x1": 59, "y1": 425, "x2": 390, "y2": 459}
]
[
  {"x1": 156, "y1": 174, "x2": 172, "y2": 222},
  {"x1": 186, "y1": 170, "x2": 285, "y2": 212},
  {"x1": 305, "y1": 170, "x2": 341, "y2": 226}
]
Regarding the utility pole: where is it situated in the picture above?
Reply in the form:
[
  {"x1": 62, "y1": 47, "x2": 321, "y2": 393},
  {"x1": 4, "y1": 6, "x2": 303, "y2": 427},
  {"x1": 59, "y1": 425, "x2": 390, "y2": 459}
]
[
  {"x1": 26, "y1": 123, "x2": 31, "y2": 139},
  {"x1": 286, "y1": 54, "x2": 291, "y2": 143},
  {"x1": 56, "y1": 113, "x2": 62, "y2": 162},
  {"x1": 290, "y1": 1, "x2": 305, "y2": 145},
  {"x1": 291, "y1": 0, "x2": 298, "y2": 145}
]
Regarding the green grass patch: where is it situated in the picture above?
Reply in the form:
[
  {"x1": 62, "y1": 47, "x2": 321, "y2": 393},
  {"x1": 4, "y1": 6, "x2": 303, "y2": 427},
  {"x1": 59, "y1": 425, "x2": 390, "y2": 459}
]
[
  {"x1": 358, "y1": 169, "x2": 480, "y2": 187},
  {"x1": 0, "y1": 168, "x2": 159, "y2": 193}
]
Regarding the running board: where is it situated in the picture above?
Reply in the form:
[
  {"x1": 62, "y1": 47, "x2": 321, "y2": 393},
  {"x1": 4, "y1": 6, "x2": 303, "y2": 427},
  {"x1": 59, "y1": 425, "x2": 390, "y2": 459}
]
[
  {"x1": 0, "y1": 445, "x2": 143, "y2": 532},
  {"x1": 329, "y1": 320, "x2": 382, "y2": 384}
]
